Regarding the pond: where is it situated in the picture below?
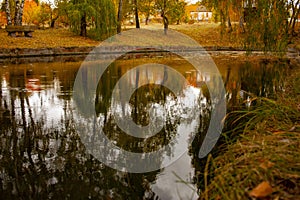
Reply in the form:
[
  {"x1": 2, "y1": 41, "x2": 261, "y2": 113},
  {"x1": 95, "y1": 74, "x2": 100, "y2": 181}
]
[{"x1": 0, "y1": 54, "x2": 290, "y2": 199}]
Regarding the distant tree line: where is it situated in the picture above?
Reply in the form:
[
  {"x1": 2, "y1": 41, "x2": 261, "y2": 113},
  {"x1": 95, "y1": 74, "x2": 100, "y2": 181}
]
[{"x1": 1, "y1": 0, "x2": 187, "y2": 39}]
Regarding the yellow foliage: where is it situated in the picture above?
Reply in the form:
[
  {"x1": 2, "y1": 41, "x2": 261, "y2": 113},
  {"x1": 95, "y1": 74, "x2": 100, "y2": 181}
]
[{"x1": 23, "y1": 0, "x2": 40, "y2": 25}]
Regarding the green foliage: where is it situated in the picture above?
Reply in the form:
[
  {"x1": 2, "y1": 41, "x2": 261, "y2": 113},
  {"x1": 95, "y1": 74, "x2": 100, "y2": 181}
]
[
  {"x1": 92, "y1": 0, "x2": 116, "y2": 40},
  {"x1": 59, "y1": 0, "x2": 116, "y2": 40},
  {"x1": 67, "y1": 0, "x2": 95, "y2": 34}
]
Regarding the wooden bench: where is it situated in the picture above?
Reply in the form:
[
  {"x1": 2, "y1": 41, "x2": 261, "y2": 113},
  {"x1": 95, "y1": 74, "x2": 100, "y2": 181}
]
[{"x1": 6, "y1": 25, "x2": 36, "y2": 37}]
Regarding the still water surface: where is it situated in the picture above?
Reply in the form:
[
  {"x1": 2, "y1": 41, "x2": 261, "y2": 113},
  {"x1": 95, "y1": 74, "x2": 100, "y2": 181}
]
[{"x1": 0, "y1": 54, "x2": 289, "y2": 199}]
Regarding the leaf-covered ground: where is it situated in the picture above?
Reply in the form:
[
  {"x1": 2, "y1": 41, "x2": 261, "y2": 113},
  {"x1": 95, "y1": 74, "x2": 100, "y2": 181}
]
[
  {"x1": 0, "y1": 28, "x2": 99, "y2": 49},
  {"x1": 170, "y1": 23, "x2": 243, "y2": 48},
  {"x1": 0, "y1": 23, "x2": 243, "y2": 49}
]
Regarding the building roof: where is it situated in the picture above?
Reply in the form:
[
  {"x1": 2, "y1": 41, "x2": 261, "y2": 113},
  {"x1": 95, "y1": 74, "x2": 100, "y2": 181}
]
[{"x1": 186, "y1": 4, "x2": 211, "y2": 13}]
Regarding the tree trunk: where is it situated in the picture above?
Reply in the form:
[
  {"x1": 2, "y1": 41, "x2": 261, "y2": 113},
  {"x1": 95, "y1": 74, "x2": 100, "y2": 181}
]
[
  {"x1": 14, "y1": 0, "x2": 25, "y2": 26},
  {"x1": 291, "y1": 14, "x2": 299, "y2": 35},
  {"x1": 14, "y1": 0, "x2": 21, "y2": 25},
  {"x1": 163, "y1": 15, "x2": 168, "y2": 34},
  {"x1": 4, "y1": 0, "x2": 12, "y2": 25},
  {"x1": 50, "y1": 19, "x2": 56, "y2": 28},
  {"x1": 289, "y1": 0, "x2": 299, "y2": 27},
  {"x1": 19, "y1": 0, "x2": 25, "y2": 25},
  {"x1": 80, "y1": 13, "x2": 87, "y2": 37},
  {"x1": 145, "y1": 15, "x2": 149, "y2": 25},
  {"x1": 290, "y1": 1, "x2": 300, "y2": 35},
  {"x1": 227, "y1": 16, "x2": 233, "y2": 33},
  {"x1": 117, "y1": 0, "x2": 123, "y2": 33},
  {"x1": 162, "y1": 0, "x2": 168, "y2": 34},
  {"x1": 134, "y1": 0, "x2": 140, "y2": 28},
  {"x1": 50, "y1": 16, "x2": 59, "y2": 28},
  {"x1": 239, "y1": 15, "x2": 245, "y2": 33}
]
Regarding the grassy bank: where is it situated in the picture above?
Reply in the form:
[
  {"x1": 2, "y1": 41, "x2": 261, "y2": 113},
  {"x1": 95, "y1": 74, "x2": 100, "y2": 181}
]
[{"x1": 199, "y1": 64, "x2": 300, "y2": 199}]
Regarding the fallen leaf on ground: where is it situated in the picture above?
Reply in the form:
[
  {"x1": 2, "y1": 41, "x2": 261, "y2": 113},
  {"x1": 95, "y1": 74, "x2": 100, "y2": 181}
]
[
  {"x1": 272, "y1": 131, "x2": 286, "y2": 135},
  {"x1": 259, "y1": 161, "x2": 275, "y2": 170},
  {"x1": 249, "y1": 181, "x2": 273, "y2": 198}
]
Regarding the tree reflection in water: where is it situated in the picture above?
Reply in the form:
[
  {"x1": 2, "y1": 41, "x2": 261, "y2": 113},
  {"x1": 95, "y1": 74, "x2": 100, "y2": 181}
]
[{"x1": 0, "y1": 56, "x2": 290, "y2": 199}]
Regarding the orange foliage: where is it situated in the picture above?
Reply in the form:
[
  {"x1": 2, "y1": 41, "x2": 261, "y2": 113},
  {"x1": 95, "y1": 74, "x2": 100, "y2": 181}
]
[
  {"x1": 23, "y1": 0, "x2": 39, "y2": 25},
  {"x1": 0, "y1": 11, "x2": 7, "y2": 27}
]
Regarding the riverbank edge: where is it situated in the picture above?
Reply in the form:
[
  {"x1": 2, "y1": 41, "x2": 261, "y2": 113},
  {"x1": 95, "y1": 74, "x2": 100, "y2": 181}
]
[{"x1": 1, "y1": 46, "x2": 299, "y2": 58}]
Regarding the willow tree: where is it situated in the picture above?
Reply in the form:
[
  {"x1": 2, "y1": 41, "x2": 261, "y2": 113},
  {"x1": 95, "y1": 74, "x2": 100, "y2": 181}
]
[
  {"x1": 93, "y1": 0, "x2": 116, "y2": 39},
  {"x1": 204, "y1": 0, "x2": 289, "y2": 52},
  {"x1": 67, "y1": 0, "x2": 116, "y2": 39},
  {"x1": 244, "y1": 0, "x2": 289, "y2": 52},
  {"x1": 67, "y1": 0, "x2": 94, "y2": 36}
]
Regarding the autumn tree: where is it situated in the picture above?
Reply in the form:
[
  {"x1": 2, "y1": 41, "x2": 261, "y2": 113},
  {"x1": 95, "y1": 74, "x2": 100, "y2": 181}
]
[
  {"x1": 38, "y1": 2, "x2": 51, "y2": 27},
  {"x1": 155, "y1": 0, "x2": 186, "y2": 34},
  {"x1": 22, "y1": 0, "x2": 39, "y2": 25},
  {"x1": 169, "y1": 0, "x2": 186, "y2": 24},
  {"x1": 202, "y1": 0, "x2": 235, "y2": 32},
  {"x1": 231, "y1": 0, "x2": 245, "y2": 33},
  {"x1": 139, "y1": 0, "x2": 155, "y2": 25},
  {"x1": 42, "y1": 0, "x2": 60, "y2": 28},
  {"x1": 55, "y1": 0, "x2": 70, "y2": 27},
  {"x1": 117, "y1": 0, "x2": 134, "y2": 33}
]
